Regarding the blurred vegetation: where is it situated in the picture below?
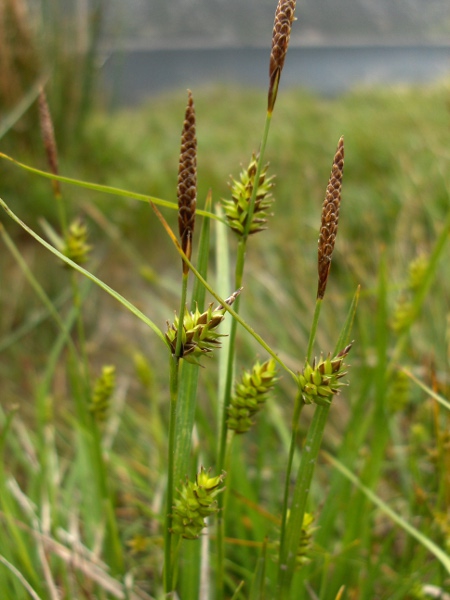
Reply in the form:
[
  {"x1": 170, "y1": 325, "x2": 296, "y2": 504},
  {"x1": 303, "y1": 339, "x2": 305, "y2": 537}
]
[{"x1": 0, "y1": 0, "x2": 104, "y2": 149}]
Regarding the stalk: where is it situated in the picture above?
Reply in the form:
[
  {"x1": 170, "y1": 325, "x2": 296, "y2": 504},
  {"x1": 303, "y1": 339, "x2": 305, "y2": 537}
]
[
  {"x1": 277, "y1": 404, "x2": 330, "y2": 596},
  {"x1": 164, "y1": 90, "x2": 197, "y2": 595},
  {"x1": 164, "y1": 352, "x2": 180, "y2": 594},
  {"x1": 278, "y1": 389, "x2": 304, "y2": 559},
  {"x1": 214, "y1": 1, "x2": 299, "y2": 573},
  {"x1": 306, "y1": 298, "x2": 323, "y2": 363},
  {"x1": 277, "y1": 137, "x2": 346, "y2": 595},
  {"x1": 216, "y1": 113, "x2": 273, "y2": 599}
]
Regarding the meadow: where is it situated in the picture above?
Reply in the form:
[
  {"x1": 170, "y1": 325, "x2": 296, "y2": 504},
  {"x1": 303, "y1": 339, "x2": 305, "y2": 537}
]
[{"x1": 0, "y1": 65, "x2": 449, "y2": 599}]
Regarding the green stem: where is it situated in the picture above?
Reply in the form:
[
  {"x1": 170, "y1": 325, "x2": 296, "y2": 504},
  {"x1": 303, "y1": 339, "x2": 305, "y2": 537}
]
[
  {"x1": 216, "y1": 110, "x2": 273, "y2": 599},
  {"x1": 70, "y1": 271, "x2": 90, "y2": 382},
  {"x1": 217, "y1": 109, "x2": 275, "y2": 471},
  {"x1": 215, "y1": 240, "x2": 244, "y2": 600},
  {"x1": 163, "y1": 265, "x2": 191, "y2": 593},
  {"x1": 306, "y1": 298, "x2": 323, "y2": 363},
  {"x1": 278, "y1": 298, "x2": 322, "y2": 582},
  {"x1": 164, "y1": 353, "x2": 180, "y2": 594},
  {"x1": 243, "y1": 112, "x2": 273, "y2": 240},
  {"x1": 217, "y1": 236, "x2": 246, "y2": 469},
  {"x1": 175, "y1": 272, "x2": 189, "y2": 359},
  {"x1": 216, "y1": 429, "x2": 235, "y2": 600},
  {"x1": 278, "y1": 389, "x2": 304, "y2": 562},
  {"x1": 91, "y1": 419, "x2": 124, "y2": 573},
  {"x1": 164, "y1": 272, "x2": 188, "y2": 594},
  {"x1": 277, "y1": 404, "x2": 331, "y2": 597}
]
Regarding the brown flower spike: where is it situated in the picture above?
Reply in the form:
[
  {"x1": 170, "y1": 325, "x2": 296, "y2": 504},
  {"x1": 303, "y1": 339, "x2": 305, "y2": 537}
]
[
  {"x1": 317, "y1": 136, "x2": 344, "y2": 299},
  {"x1": 38, "y1": 88, "x2": 61, "y2": 198},
  {"x1": 178, "y1": 90, "x2": 197, "y2": 274},
  {"x1": 268, "y1": 0, "x2": 297, "y2": 113}
]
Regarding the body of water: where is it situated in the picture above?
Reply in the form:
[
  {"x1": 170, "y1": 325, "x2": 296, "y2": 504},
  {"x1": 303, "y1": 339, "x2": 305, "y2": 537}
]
[{"x1": 100, "y1": 45, "x2": 450, "y2": 106}]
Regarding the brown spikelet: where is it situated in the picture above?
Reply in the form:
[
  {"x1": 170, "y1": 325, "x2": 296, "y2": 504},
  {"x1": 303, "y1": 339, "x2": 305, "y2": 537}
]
[
  {"x1": 268, "y1": 0, "x2": 297, "y2": 113},
  {"x1": 177, "y1": 90, "x2": 197, "y2": 274},
  {"x1": 38, "y1": 88, "x2": 61, "y2": 198},
  {"x1": 317, "y1": 136, "x2": 344, "y2": 299}
]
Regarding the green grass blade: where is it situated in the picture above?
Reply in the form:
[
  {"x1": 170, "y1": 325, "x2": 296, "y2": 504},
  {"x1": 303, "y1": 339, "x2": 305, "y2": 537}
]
[
  {"x1": 0, "y1": 152, "x2": 221, "y2": 223},
  {"x1": 174, "y1": 192, "x2": 212, "y2": 597},
  {"x1": 174, "y1": 192, "x2": 213, "y2": 485},
  {"x1": 215, "y1": 204, "x2": 233, "y2": 416},
  {"x1": 325, "y1": 452, "x2": 450, "y2": 574},
  {"x1": 0, "y1": 77, "x2": 46, "y2": 141},
  {"x1": 0, "y1": 411, "x2": 41, "y2": 590},
  {"x1": 249, "y1": 538, "x2": 269, "y2": 600},
  {"x1": 402, "y1": 368, "x2": 450, "y2": 411},
  {"x1": 0, "y1": 556, "x2": 43, "y2": 600},
  {"x1": 0, "y1": 197, "x2": 167, "y2": 347}
]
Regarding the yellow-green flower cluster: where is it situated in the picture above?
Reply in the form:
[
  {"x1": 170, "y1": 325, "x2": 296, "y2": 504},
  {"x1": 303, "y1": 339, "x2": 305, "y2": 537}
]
[
  {"x1": 295, "y1": 512, "x2": 315, "y2": 569},
  {"x1": 165, "y1": 291, "x2": 240, "y2": 363},
  {"x1": 273, "y1": 512, "x2": 315, "y2": 569},
  {"x1": 63, "y1": 218, "x2": 91, "y2": 265},
  {"x1": 392, "y1": 254, "x2": 429, "y2": 333},
  {"x1": 298, "y1": 345, "x2": 351, "y2": 407},
  {"x1": 408, "y1": 254, "x2": 429, "y2": 291},
  {"x1": 387, "y1": 368, "x2": 410, "y2": 412},
  {"x1": 90, "y1": 365, "x2": 116, "y2": 421},
  {"x1": 227, "y1": 358, "x2": 278, "y2": 433},
  {"x1": 221, "y1": 154, "x2": 274, "y2": 236},
  {"x1": 171, "y1": 467, "x2": 226, "y2": 539}
]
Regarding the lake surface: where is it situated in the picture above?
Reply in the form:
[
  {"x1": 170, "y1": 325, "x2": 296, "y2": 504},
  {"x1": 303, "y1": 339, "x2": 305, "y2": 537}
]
[{"x1": 100, "y1": 45, "x2": 450, "y2": 106}]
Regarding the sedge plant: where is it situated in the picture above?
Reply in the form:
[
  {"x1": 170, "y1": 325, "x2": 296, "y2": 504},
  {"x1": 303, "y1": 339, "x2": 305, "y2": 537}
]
[{"x1": 1, "y1": 1, "x2": 449, "y2": 599}]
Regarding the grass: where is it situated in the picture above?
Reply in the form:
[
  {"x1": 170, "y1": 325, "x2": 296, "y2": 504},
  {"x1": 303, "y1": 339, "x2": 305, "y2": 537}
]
[{"x1": 0, "y1": 52, "x2": 449, "y2": 600}]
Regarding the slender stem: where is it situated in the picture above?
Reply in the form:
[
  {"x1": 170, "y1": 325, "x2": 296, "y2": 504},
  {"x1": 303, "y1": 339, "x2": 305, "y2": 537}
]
[
  {"x1": 306, "y1": 298, "x2": 323, "y2": 363},
  {"x1": 217, "y1": 237, "x2": 246, "y2": 469},
  {"x1": 278, "y1": 299, "x2": 322, "y2": 581},
  {"x1": 69, "y1": 271, "x2": 90, "y2": 381},
  {"x1": 217, "y1": 109, "x2": 274, "y2": 470},
  {"x1": 278, "y1": 389, "x2": 304, "y2": 561},
  {"x1": 216, "y1": 110, "x2": 273, "y2": 599},
  {"x1": 243, "y1": 112, "x2": 273, "y2": 239},
  {"x1": 215, "y1": 239, "x2": 245, "y2": 600},
  {"x1": 164, "y1": 271, "x2": 188, "y2": 594},
  {"x1": 91, "y1": 419, "x2": 124, "y2": 573},
  {"x1": 216, "y1": 429, "x2": 235, "y2": 600},
  {"x1": 164, "y1": 353, "x2": 180, "y2": 594},
  {"x1": 175, "y1": 273, "x2": 189, "y2": 359},
  {"x1": 277, "y1": 405, "x2": 331, "y2": 597}
]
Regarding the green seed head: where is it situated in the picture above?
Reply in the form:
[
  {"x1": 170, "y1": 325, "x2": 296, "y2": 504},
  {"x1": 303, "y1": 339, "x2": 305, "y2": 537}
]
[
  {"x1": 221, "y1": 154, "x2": 275, "y2": 236},
  {"x1": 171, "y1": 467, "x2": 226, "y2": 539},
  {"x1": 90, "y1": 365, "x2": 116, "y2": 422},
  {"x1": 165, "y1": 290, "x2": 241, "y2": 363},
  {"x1": 298, "y1": 344, "x2": 351, "y2": 406},
  {"x1": 63, "y1": 218, "x2": 92, "y2": 266},
  {"x1": 227, "y1": 358, "x2": 278, "y2": 433}
]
